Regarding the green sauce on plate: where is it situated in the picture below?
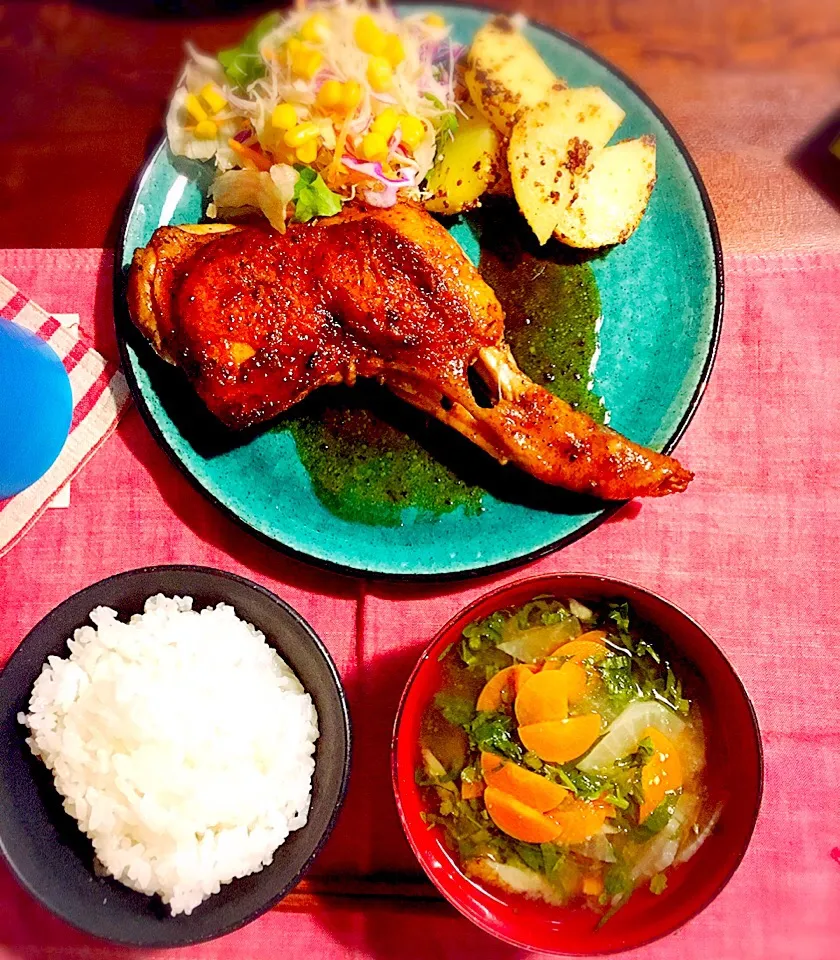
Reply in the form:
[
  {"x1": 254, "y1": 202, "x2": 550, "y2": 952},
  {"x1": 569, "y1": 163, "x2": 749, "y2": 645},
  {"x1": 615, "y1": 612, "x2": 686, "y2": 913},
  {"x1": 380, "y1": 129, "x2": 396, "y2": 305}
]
[
  {"x1": 283, "y1": 399, "x2": 486, "y2": 527},
  {"x1": 276, "y1": 204, "x2": 603, "y2": 526},
  {"x1": 480, "y1": 243, "x2": 604, "y2": 423}
]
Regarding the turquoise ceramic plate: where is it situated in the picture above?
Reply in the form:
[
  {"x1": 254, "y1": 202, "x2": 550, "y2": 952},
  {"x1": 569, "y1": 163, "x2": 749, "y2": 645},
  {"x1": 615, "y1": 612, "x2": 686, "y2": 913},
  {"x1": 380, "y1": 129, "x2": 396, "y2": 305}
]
[{"x1": 116, "y1": 4, "x2": 722, "y2": 579}]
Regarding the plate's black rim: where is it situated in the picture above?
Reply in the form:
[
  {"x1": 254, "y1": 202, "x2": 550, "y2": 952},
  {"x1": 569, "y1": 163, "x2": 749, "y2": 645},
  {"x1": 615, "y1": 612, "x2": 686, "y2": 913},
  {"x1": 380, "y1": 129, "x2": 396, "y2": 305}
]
[
  {"x1": 0, "y1": 564, "x2": 353, "y2": 948},
  {"x1": 391, "y1": 572, "x2": 762, "y2": 955},
  {"x1": 114, "y1": 4, "x2": 724, "y2": 584}
]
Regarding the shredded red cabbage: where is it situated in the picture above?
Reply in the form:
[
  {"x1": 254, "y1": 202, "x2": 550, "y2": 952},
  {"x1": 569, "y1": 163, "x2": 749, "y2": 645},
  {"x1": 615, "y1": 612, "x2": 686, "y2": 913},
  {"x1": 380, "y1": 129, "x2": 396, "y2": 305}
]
[{"x1": 342, "y1": 156, "x2": 417, "y2": 208}]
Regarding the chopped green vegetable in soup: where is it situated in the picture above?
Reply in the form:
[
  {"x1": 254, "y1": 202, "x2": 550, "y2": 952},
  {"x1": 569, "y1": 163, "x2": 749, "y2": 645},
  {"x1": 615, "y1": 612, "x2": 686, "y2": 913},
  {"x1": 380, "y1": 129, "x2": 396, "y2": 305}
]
[{"x1": 417, "y1": 597, "x2": 716, "y2": 920}]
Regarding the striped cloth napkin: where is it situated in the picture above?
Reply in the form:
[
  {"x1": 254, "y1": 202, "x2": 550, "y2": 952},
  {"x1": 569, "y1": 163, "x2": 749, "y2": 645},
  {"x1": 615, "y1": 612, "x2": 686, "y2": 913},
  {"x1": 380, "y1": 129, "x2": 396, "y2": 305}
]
[{"x1": 0, "y1": 274, "x2": 130, "y2": 559}]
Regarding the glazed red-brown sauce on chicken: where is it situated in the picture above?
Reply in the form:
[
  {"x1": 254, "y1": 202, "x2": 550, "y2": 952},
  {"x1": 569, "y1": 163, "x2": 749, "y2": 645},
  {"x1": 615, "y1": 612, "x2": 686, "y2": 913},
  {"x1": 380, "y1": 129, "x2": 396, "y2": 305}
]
[{"x1": 128, "y1": 203, "x2": 691, "y2": 499}]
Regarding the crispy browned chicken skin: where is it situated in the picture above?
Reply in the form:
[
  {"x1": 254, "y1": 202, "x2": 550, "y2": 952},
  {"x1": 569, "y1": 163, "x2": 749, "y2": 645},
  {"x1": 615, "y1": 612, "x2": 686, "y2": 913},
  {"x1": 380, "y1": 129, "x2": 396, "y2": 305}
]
[{"x1": 127, "y1": 203, "x2": 691, "y2": 499}]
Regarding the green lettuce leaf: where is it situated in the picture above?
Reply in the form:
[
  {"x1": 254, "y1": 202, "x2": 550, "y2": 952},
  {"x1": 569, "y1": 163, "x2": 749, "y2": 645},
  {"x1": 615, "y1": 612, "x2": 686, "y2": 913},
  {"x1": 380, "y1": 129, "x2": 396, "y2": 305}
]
[
  {"x1": 459, "y1": 611, "x2": 511, "y2": 677},
  {"x1": 597, "y1": 654, "x2": 637, "y2": 704},
  {"x1": 467, "y1": 710, "x2": 521, "y2": 760},
  {"x1": 434, "y1": 691, "x2": 475, "y2": 727},
  {"x1": 603, "y1": 863, "x2": 633, "y2": 898},
  {"x1": 218, "y1": 12, "x2": 280, "y2": 89},
  {"x1": 548, "y1": 764, "x2": 608, "y2": 800},
  {"x1": 640, "y1": 793, "x2": 679, "y2": 835},
  {"x1": 608, "y1": 602, "x2": 631, "y2": 634},
  {"x1": 516, "y1": 843, "x2": 543, "y2": 871},
  {"x1": 292, "y1": 166, "x2": 342, "y2": 222}
]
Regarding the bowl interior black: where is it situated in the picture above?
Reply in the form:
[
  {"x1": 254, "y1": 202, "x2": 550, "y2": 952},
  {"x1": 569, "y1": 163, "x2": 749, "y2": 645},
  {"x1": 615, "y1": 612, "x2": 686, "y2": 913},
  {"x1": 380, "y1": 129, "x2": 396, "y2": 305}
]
[{"x1": 0, "y1": 566, "x2": 351, "y2": 947}]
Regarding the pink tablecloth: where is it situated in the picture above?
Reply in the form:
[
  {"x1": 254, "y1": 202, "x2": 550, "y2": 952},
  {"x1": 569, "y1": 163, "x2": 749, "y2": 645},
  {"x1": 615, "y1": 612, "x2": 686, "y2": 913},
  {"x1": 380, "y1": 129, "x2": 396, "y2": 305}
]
[{"x1": 1, "y1": 248, "x2": 838, "y2": 959}]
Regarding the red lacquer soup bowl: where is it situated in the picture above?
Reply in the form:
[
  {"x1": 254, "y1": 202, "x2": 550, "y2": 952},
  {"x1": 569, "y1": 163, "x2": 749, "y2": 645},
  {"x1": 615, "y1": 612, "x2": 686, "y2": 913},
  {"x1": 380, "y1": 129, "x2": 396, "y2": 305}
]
[{"x1": 391, "y1": 574, "x2": 763, "y2": 954}]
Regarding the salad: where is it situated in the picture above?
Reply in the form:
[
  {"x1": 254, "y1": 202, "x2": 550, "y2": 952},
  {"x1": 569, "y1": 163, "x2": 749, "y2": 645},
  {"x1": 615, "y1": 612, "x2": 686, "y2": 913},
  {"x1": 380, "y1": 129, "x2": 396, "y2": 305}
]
[
  {"x1": 166, "y1": 0, "x2": 461, "y2": 230},
  {"x1": 418, "y1": 597, "x2": 720, "y2": 921}
]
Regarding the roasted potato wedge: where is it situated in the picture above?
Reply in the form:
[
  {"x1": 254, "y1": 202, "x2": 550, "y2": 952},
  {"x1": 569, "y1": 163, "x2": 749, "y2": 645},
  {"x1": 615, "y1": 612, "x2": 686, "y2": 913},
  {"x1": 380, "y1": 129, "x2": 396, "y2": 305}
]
[
  {"x1": 508, "y1": 87, "x2": 625, "y2": 244},
  {"x1": 486, "y1": 157, "x2": 514, "y2": 198},
  {"x1": 554, "y1": 136, "x2": 656, "y2": 248},
  {"x1": 464, "y1": 15, "x2": 561, "y2": 138},
  {"x1": 425, "y1": 111, "x2": 504, "y2": 215}
]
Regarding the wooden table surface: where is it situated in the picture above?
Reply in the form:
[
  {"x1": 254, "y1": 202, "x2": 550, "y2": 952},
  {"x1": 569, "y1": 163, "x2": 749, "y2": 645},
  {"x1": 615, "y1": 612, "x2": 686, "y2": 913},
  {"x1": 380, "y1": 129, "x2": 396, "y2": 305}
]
[{"x1": 1, "y1": 0, "x2": 839, "y2": 254}]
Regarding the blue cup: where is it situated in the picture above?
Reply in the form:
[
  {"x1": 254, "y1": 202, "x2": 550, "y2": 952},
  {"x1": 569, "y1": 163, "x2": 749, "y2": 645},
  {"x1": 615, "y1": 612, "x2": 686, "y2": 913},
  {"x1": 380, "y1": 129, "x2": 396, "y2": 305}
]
[{"x1": 0, "y1": 319, "x2": 73, "y2": 499}]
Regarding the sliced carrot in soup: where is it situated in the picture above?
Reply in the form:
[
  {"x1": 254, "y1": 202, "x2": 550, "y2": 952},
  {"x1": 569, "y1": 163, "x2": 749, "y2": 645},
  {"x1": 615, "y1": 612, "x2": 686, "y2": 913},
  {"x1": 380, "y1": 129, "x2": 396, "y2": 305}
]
[
  {"x1": 547, "y1": 794, "x2": 614, "y2": 845},
  {"x1": 518, "y1": 714, "x2": 603, "y2": 763},
  {"x1": 540, "y1": 660, "x2": 589, "y2": 703},
  {"x1": 484, "y1": 786, "x2": 562, "y2": 843},
  {"x1": 514, "y1": 670, "x2": 570, "y2": 725},
  {"x1": 552, "y1": 630, "x2": 607, "y2": 655},
  {"x1": 550, "y1": 637, "x2": 610, "y2": 696},
  {"x1": 476, "y1": 664, "x2": 537, "y2": 712},
  {"x1": 460, "y1": 775, "x2": 485, "y2": 801},
  {"x1": 480, "y1": 752, "x2": 568, "y2": 812},
  {"x1": 639, "y1": 726, "x2": 683, "y2": 822},
  {"x1": 552, "y1": 636, "x2": 608, "y2": 662}
]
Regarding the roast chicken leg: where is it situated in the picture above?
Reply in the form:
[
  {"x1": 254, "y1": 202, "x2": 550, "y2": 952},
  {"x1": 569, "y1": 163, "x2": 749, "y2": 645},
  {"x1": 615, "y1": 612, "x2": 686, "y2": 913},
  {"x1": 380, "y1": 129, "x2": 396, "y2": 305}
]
[{"x1": 127, "y1": 202, "x2": 691, "y2": 499}]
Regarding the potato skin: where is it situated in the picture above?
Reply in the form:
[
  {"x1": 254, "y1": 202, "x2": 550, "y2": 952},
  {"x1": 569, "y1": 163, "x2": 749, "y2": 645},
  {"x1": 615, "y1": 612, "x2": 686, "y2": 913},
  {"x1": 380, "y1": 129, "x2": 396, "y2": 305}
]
[
  {"x1": 424, "y1": 112, "x2": 504, "y2": 215},
  {"x1": 508, "y1": 87, "x2": 634, "y2": 246},
  {"x1": 508, "y1": 87, "x2": 626, "y2": 244},
  {"x1": 464, "y1": 15, "x2": 561, "y2": 138},
  {"x1": 554, "y1": 136, "x2": 657, "y2": 248}
]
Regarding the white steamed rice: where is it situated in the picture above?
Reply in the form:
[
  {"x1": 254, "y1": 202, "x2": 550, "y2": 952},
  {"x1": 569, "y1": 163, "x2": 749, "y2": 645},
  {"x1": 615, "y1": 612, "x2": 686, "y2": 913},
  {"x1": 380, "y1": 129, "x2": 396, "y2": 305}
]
[{"x1": 18, "y1": 594, "x2": 319, "y2": 916}]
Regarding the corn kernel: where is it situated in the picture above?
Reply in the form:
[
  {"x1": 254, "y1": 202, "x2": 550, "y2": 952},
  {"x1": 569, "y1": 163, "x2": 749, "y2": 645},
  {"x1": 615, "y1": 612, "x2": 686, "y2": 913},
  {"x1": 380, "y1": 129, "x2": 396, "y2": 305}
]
[
  {"x1": 360, "y1": 131, "x2": 389, "y2": 162},
  {"x1": 383, "y1": 34, "x2": 405, "y2": 67},
  {"x1": 184, "y1": 93, "x2": 208, "y2": 123},
  {"x1": 367, "y1": 55, "x2": 393, "y2": 93},
  {"x1": 342, "y1": 80, "x2": 363, "y2": 111},
  {"x1": 283, "y1": 122, "x2": 320, "y2": 148},
  {"x1": 286, "y1": 37, "x2": 303, "y2": 55},
  {"x1": 354, "y1": 14, "x2": 386, "y2": 55},
  {"x1": 300, "y1": 12, "x2": 330, "y2": 43},
  {"x1": 307, "y1": 50, "x2": 324, "y2": 78},
  {"x1": 424, "y1": 13, "x2": 445, "y2": 28},
  {"x1": 399, "y1": 115, "x2": 425, "y2": 151},
  {"x1": 193, "y1": 119, "x2": 218, "y2": 140},
  {"x1": 272, "y1": 102, "x2": 298, "y2": 130},
  {"x1": 371, "y1": 108, "x2": 400, "y2": 141},
  {"x1": 200, "y1": 83, "x2": 227, "y2": 116},
  {"x1": 317, "y1": 79, "x2": 343, "y2": 110},
  {"x1": 291, "y1": 46, "x2": 323, "y2": 80},
  {"x1": 296, "y1": 139, "x2": 319, "y2": 164}
]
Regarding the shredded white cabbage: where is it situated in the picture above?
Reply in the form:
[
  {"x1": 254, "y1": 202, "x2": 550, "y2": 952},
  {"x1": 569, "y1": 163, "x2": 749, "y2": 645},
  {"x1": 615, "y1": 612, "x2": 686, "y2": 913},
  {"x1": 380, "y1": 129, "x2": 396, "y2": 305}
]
[{"x1": 210, "y1": 164, "x2": 299, "y2": 232}]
